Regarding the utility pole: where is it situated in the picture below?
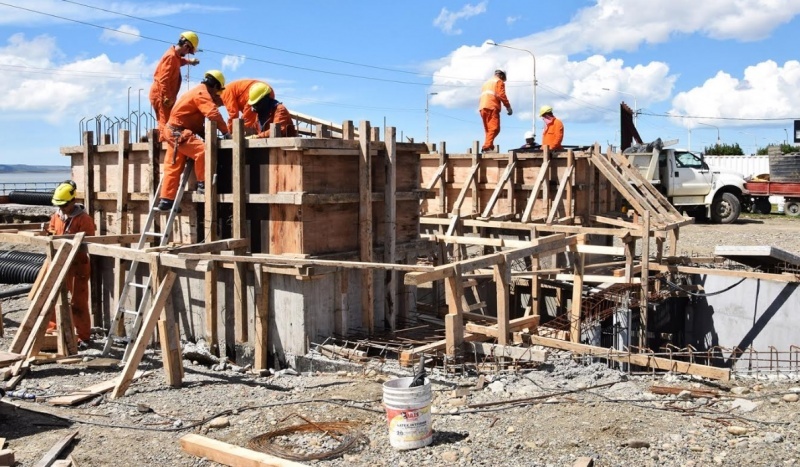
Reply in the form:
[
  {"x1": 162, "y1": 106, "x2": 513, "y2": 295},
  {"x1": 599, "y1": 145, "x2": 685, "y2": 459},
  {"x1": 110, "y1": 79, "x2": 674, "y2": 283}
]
[{"x1": 426, "y1": 92, "x2": 438, "y2": 145}]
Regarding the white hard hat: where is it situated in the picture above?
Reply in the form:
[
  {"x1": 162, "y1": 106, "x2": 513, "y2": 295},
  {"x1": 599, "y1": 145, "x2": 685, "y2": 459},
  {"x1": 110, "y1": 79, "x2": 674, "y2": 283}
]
[{"x1": 524, "y1": 131, "x2": 534, "y2": 139}]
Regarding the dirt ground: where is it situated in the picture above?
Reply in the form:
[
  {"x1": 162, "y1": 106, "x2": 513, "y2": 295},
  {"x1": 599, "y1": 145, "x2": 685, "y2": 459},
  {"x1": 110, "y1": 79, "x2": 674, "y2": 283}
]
[{"x1": 2, "y1": 212, "x2": 800, "y2": 466}]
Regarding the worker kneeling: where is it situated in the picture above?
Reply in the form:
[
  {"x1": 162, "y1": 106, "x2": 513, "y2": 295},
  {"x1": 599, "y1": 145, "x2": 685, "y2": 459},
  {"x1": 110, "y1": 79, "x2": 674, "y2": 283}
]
[
  {"x1": 245, "y1": 82, "x2": 297, "y2": 139},
  {"x1": 47, "y1": 181, "x2": 96, "y2": 348},
  {"x1": 157, "y1": 70, "x2": 231, "y2": 211}
]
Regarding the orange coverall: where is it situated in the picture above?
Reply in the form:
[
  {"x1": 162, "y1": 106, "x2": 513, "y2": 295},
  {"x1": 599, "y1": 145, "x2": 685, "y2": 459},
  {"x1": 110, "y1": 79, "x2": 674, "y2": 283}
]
[
  {"x1": 478, "y1": 77, "x2": 511, "y2": 151},
  {"x1": 542, "y1": 117, "x2": 565, "y2": 151},
  {"x1": 160, "y1": 84, "x2": 230, "y2": 201},
  {"x1": 255, "y1": 103, "x2": 297, "y2": 138},
  {"x1": 47, "y1": 206, "x2": 96, "y2": 342},
  {"x1": 221, "y1": 79, "x2": 273, "y2": 133},
  {"x1": 149, "y1": 46, "x2": 193, "y2": 133}
]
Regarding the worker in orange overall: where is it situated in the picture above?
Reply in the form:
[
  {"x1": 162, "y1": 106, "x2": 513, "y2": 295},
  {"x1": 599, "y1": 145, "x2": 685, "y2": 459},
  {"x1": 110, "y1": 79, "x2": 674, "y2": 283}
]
[
  {"x1": 478, "y1": 69, "x2": 512, "y2": 152},
  {"x1": 221, "y1": 79, "x2": 274, "y2": 133},
  {"x1": 539, "y1": 105, "x2": 564, "y2": 151},
  {"x1": 246, "y1": 82, "x2": 297, "y2": 138},
  {"x1": 156, "y1": 70, "x2": 230, "y2": 211},
  {"x1": 46, "y1": 181, "x2": 96, "y2": 349},
  {"x1": 149, "y1": 31, "x2": 200, "y2": 135}
]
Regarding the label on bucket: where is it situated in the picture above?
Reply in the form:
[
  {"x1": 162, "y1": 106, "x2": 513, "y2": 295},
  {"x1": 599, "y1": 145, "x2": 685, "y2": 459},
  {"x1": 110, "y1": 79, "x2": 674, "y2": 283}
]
[{"x1": 386, "y1": 405, "x2": 432, "y2": 442}]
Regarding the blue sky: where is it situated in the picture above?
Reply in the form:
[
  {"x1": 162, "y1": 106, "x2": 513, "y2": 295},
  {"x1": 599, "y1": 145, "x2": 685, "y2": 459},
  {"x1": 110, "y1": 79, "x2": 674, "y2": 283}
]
[{"x1": 2, "y1": 0, "x2": 800, "y2": 166}]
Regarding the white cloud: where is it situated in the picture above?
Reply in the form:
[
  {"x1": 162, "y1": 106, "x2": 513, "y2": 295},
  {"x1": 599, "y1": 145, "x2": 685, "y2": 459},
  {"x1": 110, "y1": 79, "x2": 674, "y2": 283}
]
[
  {"x1": 433, "y1": 1, "x2": 488, "y2": 35},
  {"x1": 100, "y1": 24, "x2": 140, "y2": 44},
  {"x1": 506, "y1": 16, "x2": 521, "y2": 26},
  {"x1": 0, "y1": 34, "x2": 151, "y2": 124},
  {"x1": 221, "y1": 55, "x2": 245, "y2": 71},
  {"x1": 0, "y1": 1, "x2": 235, "y2": 26},
  {"x1": 671, "y1": 60, "x2": 800, "y2": 128}
]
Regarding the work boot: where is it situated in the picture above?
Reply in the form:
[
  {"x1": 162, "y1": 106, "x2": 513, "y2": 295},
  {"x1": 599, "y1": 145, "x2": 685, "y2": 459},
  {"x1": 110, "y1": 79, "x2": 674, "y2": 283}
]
[
  {"x1": 482, "y1": 145, "x2": 495, "y2": 153},
  {"x1": 196, "y1": 182, "x2": 205, "y2": 195},
  {"x1": 156, "y1": 199, "x2": 174, "y2": 211}
]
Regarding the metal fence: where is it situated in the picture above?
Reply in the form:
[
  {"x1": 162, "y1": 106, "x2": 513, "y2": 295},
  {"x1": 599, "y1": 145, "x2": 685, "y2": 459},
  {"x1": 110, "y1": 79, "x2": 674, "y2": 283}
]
[{"x1": 0, "y1": 182, "x2": 61, "y2": 196}]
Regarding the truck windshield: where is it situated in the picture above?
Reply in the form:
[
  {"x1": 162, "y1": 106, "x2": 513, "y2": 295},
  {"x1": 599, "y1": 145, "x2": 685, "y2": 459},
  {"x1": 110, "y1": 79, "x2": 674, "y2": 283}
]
[{"x1": 674, "y1": 151, "x2": 704, "y2": 169}]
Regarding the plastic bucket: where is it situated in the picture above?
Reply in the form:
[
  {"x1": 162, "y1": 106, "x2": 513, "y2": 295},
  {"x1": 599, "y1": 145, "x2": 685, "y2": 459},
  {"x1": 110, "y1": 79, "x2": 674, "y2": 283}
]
[{"x1": 382, "y1": 376, "x2": 433, "y2": 450}]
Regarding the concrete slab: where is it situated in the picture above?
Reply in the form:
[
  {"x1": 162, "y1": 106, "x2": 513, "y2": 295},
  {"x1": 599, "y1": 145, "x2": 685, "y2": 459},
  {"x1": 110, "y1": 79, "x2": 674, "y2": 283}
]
[{"x1": 714, "y1": 245, "x2": 800, "y2": 272}]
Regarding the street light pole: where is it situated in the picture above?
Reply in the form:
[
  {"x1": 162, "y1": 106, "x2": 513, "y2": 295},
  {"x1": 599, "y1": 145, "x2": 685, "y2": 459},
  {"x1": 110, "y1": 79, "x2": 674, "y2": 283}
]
[
  {"x1": 426, "y1": 92, "x2": 438, "y2": 145},
  {"x1": 698, "y1": 122, "x2": 720, "y2": 147},
  {"x1": 486, "y1": 41, "x2": 536, "y2": 139},
  {"x1": 784, "y1": 128, "x2": 789, "y2": 145},
  {"x1": 602, "y1": 88, "x2": 637, "y2": 126}
]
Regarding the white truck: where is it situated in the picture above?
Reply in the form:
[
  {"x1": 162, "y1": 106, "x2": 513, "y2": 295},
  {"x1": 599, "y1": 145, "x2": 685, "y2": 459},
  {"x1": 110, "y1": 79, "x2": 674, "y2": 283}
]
[{"x1": 624, "y1": 139, "x2": 748, "y2": 224}]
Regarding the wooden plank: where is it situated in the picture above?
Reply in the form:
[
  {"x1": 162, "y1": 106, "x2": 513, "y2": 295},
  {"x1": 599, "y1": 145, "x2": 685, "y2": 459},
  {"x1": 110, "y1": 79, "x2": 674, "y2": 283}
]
[
  {"x1": 180, "y1": 433, "x2": 309, "y2": 467},
  {"x1": 546, "y1": 163, "x2": 574, "y2": 224},
  {"x1": 521, "y1": 157, "x2": 551, "y2": 222},
  {"x1": 253, "y1": 266, "x2": 269, "y2": 371},
  {"x1": 481, "y1": 160, "x2": 516, "y2": 218},
  {"x1": 570, "y1": 240, "x2": 585, "y2": 343},
  {"x1": 55, "y1": 287, "x2": 77, "y2": 357},
  {"x1": 27, "y1": 256, "x2": 50, "y2": 301},
  {"x1": 0, "y1": 449, "x2": 14, "y2": 466},
  {"x1": 33, "y1": 429, "x2": 78, "y2": 467},
  {"x1": 529, "y1": 335, "x2": 730, "y2": 381},
  {"x1": 359, "y1": 121, "x2": 374, "y2": 333},
  {"x1": 0, "y1": 351, "x2": 23, "y2": 367},
  {"x1": 205, "y1": 123, "x2": 219, "y2": 356},
  {"x1": 445, "y1": 162, "x2": 481, "y2": 236},
  {"x1": 233, "y1": 119, "x2": 248, "y2": 344},
  {"x1": 384, "y1": 126, "x2": 398, "y2": 330},
  {"x1": 575, "y1": 244, "x2": 625, "y2": 256},
  {"x1": 640, "y1": 211, "x2": 651, "y2": 349},
  {"x1": 465, "y1": 315, "x2": 540, "y2": 338},
  {"x1": 111, "y1": 271, "x2": 177, "y2": 398},
  {"x1": 494, "y1": 257, "x2": 510, "y2": 345},
  {"x1": 425, "y1": 162, "x2": 448, "y2": 190},
  {"x1": 48, "y1": 370, "x2": 149, "y2": 406}
]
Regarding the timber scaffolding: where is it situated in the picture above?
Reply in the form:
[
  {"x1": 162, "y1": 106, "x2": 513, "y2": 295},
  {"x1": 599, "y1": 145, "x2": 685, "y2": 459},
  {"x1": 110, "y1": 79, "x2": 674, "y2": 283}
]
[{"x1": 5, "y1": 115, "x2": 800, "y2": 396}]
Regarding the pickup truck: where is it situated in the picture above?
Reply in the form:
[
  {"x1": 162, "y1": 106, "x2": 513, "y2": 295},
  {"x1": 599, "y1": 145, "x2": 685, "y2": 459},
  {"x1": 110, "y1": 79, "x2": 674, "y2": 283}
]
[
  {"x1": 744, "y1": 181, "x2": 800, "y2": 216},
  {"x1": 624, "y1": 139, "x2": 748, "y2": 224}
]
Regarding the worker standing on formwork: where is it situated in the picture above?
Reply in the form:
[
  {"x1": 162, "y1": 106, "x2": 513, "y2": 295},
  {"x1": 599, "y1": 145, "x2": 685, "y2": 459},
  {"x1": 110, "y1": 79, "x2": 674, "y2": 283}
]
[
  {"x1": 221, "y1": 79, "x2": 274, "y2": 134},
  {"x1": 156, "y1": 70, "x2": 230, "y2": 211},
  {"x1": 539, "y1": 105, "x2": 564, "y2": 151},
  {"x1": 149, "y1": 31, "x2": 201, "y2": 136},
  {"x1": 46, "y1": 181, "x2": 96, "y2": 349},
  {"x1": 479, "y1": 69, "x2": 512, "y2": 153},
  {"x1": 246, "y1": 83, "x2": 297, "y2": 138}
]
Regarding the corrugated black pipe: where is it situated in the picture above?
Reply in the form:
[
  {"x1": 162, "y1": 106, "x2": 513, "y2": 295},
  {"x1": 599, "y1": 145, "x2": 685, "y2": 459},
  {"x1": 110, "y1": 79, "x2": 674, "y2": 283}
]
[
  {"x1": 0, "y1": 250, "x2": 47, "y2": 263},
  {"x1": 8, "y1": 190, "x2": 55, "y2": 206},
  {"x1": 0, "y1": 259, "x2": 42, "y2": 284}
]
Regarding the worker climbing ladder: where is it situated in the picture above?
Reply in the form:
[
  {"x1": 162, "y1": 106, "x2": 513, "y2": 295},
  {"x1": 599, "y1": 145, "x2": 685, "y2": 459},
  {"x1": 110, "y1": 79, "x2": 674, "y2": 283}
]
[{"x1": 101, "y1": 161, "x2": 194, "y2": 362}]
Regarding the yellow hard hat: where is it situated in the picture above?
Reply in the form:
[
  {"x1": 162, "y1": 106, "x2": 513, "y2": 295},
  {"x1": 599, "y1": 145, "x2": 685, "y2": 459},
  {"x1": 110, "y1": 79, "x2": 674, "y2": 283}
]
[
  {"x1": 203, "y1": 70, "x2": 226, "y2": 92},
  {"x1": 247, "y1": 82, "x2": 274, "y2": 106},
  {"x1": 180, "y1": 31, "x2": 199, "y2": 51},
  {"x1": 52, "y1": 181, "x2": 77, "y2": 206},
  {"x1": 539, "y1": 105, "x2": 553, "y2": 117}
]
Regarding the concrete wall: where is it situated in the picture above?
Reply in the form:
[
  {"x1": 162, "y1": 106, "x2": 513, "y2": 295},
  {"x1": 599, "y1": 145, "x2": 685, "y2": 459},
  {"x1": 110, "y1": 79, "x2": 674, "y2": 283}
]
[{"x1": 687, "y1": 274, "x2": 800, "y2": 371}]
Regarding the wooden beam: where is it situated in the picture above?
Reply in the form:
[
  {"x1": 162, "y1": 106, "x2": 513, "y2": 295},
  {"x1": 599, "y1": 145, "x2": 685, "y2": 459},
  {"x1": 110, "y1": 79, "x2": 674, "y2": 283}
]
[
  {"x1": 529, "y1": 335, "x2": 730, "y2": 381},
  {"x1": 253, "y1": 266, "x2": 269, "y2": 371},
  {"x1": 232, "y1": 119, "x2": 248, "y2": 344},
  {"x1": 33, "y1": 430, "x2": 78, "y2": 467},
  {"x1": 445, "y1": 161, "x2": 481, "y2": 236},
  {"x1": 384, "y1": 126, "x2": 398, "y2": 330},
  {"x1": 570, "y1": 239, "x2": 585, "y2": 343},
  {"x1": 359, "y1": 120, "x2": 374, "y2": 333},
  {"x1": 204, "y1": 123, "x2": 219, "y2": 356},
  {"x1": 546, "y1": 163, "x2": 574, "y2": 224},
  {"x1": 494, "y1": 257, "x2": 510, "y2": 345},
  {"x1": 640, "y1": 210, "x2": 651, "y2": 349},
  {"x1": 481, "y1": 160, "x2": 516, "y2": 218},
  {"x1": 521, "y1": 157, "x2": 551, "y2": 222},
  {"x1": 180, "y1": 433, "x2": 309, "y2": 467},
  {"x1": 48, "y1": 371, "x2": 149, "y2": 406},
  {"x1": 467, "y1": 342, "x2": 547, "y2": 362}
]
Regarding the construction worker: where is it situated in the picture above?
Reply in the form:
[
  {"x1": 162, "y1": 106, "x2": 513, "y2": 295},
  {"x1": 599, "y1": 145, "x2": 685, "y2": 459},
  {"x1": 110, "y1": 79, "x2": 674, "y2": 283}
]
[
  {"x1": 46, "y1": 181, "x2": 96, "y2": 348},
  {"x1": 246, "y1": 82, "x2": 297, "y2": 138},
  {"x1": 479, "y1": 69, "x2": 512, "y2": 152},
  {"x1": 149, "y1": 31, "x2": 201, "y2": 135},
  {"x1": 221, "y1": 79, "x2": 274, "y2": 134},
  {"x1": 157, "y1": 70, "x2": 230, "y2": 211},
  {"x1": 539, "y1": 105, "x2": 564, "y2": 151}
]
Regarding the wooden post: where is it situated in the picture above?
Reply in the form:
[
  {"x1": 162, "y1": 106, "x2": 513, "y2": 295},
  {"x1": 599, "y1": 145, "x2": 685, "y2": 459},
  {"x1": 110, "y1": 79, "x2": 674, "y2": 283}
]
[
  {"x1": 566, "y1": 149, "x2": 574, "y2": 217},
  {"x1": 232, "y1": 119, "x2": 248, "y2": 343},
  {"x1": 668, "y1": 228, "x2": 679, "y2": 256},
  {"x1": 204, "y1": 122, "x2": 219, "y2": 356},
  {"x1": 507, "y1": 150, "x2": 516, "y2": 215},
  {"x1": 438, "y1": 141, "x2": 448, "y2": 214},
  {"x1": 529, "y1": 228, "x2": 541, "y2": 317},
  {"x1": 444, "y1": 265, "x2": 464, "y2": 356},
  {"x1": 82, "y1": 131, "x2": 102, "y2": 330},
  {"x1": 358, "y1": 120, "x2": 374, "y2": 333},
  {"x1": 624, "y1": 234, "x2": 635, "y2": 283},
  {"x1": 543, "y1": 146, "x2": 551, "y2": 215},
  {"x1": 253, "y1": 265, "x2": 269, "y2": 371},
  {"x1": 471, "y1": 142, "x2": 480, "y2": 215},
  {"x1": 494, "y1": 256, "x2": 510, "y2": 345},
  {"x1": 114, "y1": 129, "x2": 130, "y2": 338},
  {"x1": 384, "y1": 127, "x2": 398, "y2": 330},
  {"x1": 640, "y1": 211, "x2": 651, "y2": 350},
  {"x1": 342, "y1": 120, "x2": 355, "y2": 140},
  {"x1": 154, "y1": 257, "x2": 182, "y2": 387},
  {"x1": 570, "y1": 235, "x2": 585, "y2": 343},
  {"x1": 55, "y1": 287, "x2": 76, "y2": 356}
]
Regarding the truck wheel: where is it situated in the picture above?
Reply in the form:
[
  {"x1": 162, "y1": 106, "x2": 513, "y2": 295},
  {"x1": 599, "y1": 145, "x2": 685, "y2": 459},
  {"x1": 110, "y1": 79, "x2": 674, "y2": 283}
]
[
  {"x1": 711, "y1": 192, "x2": 741, "y2": 224},
  {"x1": 786, "y1": 201, "x2": 800, "y2": 217},
  {"x1": 754, "y1": 198, "x2": 772, "y2": 215}
]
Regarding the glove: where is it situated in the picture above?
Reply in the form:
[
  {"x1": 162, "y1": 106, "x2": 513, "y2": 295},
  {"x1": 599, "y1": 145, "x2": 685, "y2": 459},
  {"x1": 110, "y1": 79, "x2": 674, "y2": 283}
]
[
  {"x1": 220, "y1": 133, "x2": 232, "y2": 140},
  {"x1": 188, "y1": 58, "x2": 200, "y2": 66},
  {"x1": 246, "y1": 135, "x2": 260, "y2": 140},
  {"x1": 507, "y1": 108, "x2": 513, "y2": 116}
]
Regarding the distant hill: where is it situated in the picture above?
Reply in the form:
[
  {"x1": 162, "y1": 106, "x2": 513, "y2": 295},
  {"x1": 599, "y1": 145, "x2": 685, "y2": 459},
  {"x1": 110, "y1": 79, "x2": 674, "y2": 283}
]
[{"x1": 0, "y1": 164, "x2": 71, "y2": 173}]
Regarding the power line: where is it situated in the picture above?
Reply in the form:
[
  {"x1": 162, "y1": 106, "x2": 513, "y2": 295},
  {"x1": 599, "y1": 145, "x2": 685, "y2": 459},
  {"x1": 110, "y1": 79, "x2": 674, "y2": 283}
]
[
  {"x1": 640, "y1": 110, "x2": 800, "y2": 122},
  {"x1": 0, "y1": 63, "x2": 146, "y2": 80}
]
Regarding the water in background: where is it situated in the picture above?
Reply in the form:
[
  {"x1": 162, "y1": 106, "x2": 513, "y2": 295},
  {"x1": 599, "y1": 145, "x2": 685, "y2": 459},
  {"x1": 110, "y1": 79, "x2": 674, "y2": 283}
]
[{"x1": 0, "y1": 171, "x2": 72, "y2": 195}]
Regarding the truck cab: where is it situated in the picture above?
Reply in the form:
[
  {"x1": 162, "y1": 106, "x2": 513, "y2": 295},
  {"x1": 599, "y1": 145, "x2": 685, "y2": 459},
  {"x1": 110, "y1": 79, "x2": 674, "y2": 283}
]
[{"x1": 626, "y1": 140, "x2": 747, "y2": 223}]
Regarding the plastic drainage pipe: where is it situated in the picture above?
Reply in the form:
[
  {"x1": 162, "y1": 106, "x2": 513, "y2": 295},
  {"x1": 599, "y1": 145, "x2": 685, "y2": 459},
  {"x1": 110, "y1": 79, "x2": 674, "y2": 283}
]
[
  {"x1": 8, "y1": 190, "x2": 55, "y2": 206},
  {"x1": 0, "y1": 284, "x2": 33, "y2": 299}
]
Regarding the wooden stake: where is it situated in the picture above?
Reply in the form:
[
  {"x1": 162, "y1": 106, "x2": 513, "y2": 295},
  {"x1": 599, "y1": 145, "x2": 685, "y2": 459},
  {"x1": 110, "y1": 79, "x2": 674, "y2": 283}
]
[
  {"x1": 232, "y1": 119, "x2": 248, "y2": 343},
  {"x1": 204, "y1": 122, "x2": 219, "y2": 356},
  {"x1": 384, "y1": 127, "x2": 398, "y2": 330},
  {"x1": 358, "y1": 120, "x2": 374, "y2": 333},
  {"x1": 253, "y1": 265, "x2": 269, "y2": 371}
]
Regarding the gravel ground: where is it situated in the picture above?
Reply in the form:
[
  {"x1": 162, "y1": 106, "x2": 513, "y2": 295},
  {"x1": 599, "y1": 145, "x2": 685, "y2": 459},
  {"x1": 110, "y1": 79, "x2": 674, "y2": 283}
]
[{"x1": 2, "y1": 212, "x2": 800, "y2": 466}]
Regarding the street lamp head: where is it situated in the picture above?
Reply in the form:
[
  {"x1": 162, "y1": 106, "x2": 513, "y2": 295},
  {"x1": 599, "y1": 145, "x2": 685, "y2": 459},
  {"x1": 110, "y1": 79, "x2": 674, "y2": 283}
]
[
  {"x1": 429, "y1": 92, "x2": 438, "y2": 96},
  {"x1": 486, "y1": 40, "x2": 497, "y2": 46}
]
